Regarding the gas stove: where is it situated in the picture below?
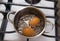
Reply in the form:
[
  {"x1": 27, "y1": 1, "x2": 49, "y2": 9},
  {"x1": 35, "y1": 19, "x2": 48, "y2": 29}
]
[{"x1": 0, "y1": 0, "x2": 55, "y2": 41}]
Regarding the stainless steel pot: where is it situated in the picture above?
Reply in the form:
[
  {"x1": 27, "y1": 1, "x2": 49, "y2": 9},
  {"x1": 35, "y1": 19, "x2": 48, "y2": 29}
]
[{"x1": 7, "y1": 6, "x2": 54, "y2": 38}]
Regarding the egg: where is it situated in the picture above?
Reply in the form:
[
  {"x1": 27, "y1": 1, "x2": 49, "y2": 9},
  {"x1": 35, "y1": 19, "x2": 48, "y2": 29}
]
[
  {"x1": 22, "y1": 26, "x2": 35, "y2": 37},
  {"x1": 29, "y1": 17, "x2": 40, "y2": 27}
]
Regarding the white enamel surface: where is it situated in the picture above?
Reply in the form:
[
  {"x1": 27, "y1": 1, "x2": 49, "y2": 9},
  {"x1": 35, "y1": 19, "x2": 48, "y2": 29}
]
[
  {"x1": 0, "y1": 13, "x2": 3, "y2": 28},
  {"x1": 0, "y1": 4, "x2": 6, "y2": 11},
  {"x1": 0, "y1": 0, "x2": 8, "y2": 2}
]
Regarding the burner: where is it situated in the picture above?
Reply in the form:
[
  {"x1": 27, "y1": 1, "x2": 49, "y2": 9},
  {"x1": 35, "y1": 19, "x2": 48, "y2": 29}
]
[
  {"x1": 46, "y1": 0, "x2": 54, "y2": 2},
  {"x1": 25, "y1": 0, "x2": 41, "y2": 4}
]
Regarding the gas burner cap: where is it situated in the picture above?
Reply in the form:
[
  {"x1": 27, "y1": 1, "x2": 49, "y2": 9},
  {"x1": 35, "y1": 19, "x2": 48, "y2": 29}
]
[{"x1": 25, "y1": 0, "x2": 41, "y2": 4}]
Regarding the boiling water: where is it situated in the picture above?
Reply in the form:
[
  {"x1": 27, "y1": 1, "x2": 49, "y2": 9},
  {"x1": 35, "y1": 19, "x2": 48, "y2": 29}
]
[{"x1": 17, "y1": 15, "x2": 43, "y2": 37}]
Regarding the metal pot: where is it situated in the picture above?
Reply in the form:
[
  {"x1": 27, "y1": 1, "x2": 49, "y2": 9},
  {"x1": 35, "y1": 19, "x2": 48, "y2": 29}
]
[{"x1": 7, "y1": 6, "x2": 54, "y2": 38}]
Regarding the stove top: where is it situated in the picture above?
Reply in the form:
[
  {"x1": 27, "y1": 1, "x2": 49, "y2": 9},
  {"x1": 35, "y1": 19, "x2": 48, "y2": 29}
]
[{"x1": 0, "y1": 0, "x2": 55, "y2": 41}]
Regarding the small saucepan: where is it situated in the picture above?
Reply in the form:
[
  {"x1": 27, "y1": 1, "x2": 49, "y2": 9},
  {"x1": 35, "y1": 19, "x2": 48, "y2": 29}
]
[{"x1": 7, "y1": 6, "x2": 54, "y2": 38}]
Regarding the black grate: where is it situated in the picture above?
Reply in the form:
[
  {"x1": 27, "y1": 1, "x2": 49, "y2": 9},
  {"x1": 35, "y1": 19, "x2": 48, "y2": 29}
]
[{"x1": 0, "y1": 0, "x2": 56, "y2": 41}]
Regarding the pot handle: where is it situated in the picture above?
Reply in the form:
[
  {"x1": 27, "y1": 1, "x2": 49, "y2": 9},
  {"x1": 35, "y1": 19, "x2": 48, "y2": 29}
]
[
  {"x1": 7, "y1": 11, "x2": 16, "y2": 24},
  {"x1": 44, "y1": 20, "x2": 55, "y2": 33}
]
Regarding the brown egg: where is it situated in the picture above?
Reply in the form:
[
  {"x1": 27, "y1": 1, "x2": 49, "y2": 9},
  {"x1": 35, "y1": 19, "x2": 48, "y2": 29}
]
[
  {"x1": 22, "y1": 26, "x2": 35, "y2": 37},
  {"x1": 29, "y1": 17, "x2": 40, "y2": 27}
]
